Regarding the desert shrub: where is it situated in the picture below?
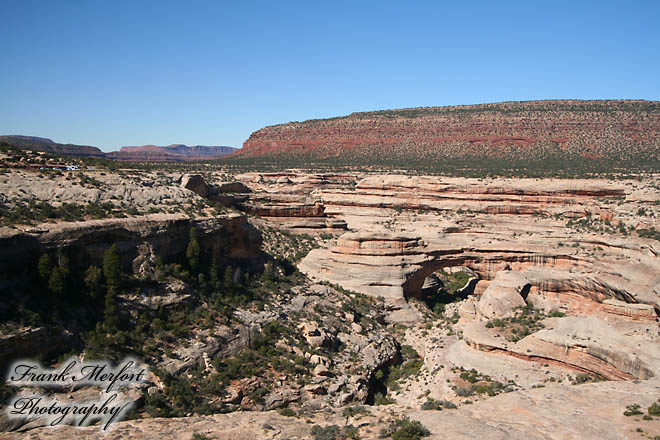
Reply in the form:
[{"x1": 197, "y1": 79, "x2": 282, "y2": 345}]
[
  {"x1": 421, "y1": 398, "x2": 456, "y2": 410},
  {"x1": 344, "y1": 425, "x2": 360, "y2": 439},
  {"x1": 624, "y1": 403, "x2": 643, "y2": 416},
  {"x1": 381, "y1": 418, "x2": 430, "y2": 440},
  {"x1": 374, "y1": 392, "x2": 395, "y2": 405},
  {"x1": 342, "y1": 405, "x2": 368, "y2": 418},
  {"x1": 572, "y1": 373, "x2": 604, "y2": 385},
  {"x1": 638, "y1": 228, "x2": 660, "y2": 241},
  {"x1": 278, "y1": 407, "x2": 296, "y2": 417},
  {"x1": 454, "y1": 386, "x2": 475, "y2": 397},
  {"x1": 311, "y1": 424, "x2": 340, "y2": 440},
  {"x1": 385, "y1": 345, "x2": 423, "y2": 390}
]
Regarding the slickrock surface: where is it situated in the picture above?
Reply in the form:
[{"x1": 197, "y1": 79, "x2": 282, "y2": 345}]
[
  {"x1": 3, "y1": 379, "x2": 658, "y2": 439},
  {"x1": 462, "y1": 316, "x2": 660, "y2": 380},
  {"x1": 0, "y1": 168, "x2": 191, "y2": 209}
]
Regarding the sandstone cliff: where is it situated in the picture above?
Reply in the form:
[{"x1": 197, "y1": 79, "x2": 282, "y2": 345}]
[{"x1": 239, "y1": 100, "x2": 660, "y2": 167}]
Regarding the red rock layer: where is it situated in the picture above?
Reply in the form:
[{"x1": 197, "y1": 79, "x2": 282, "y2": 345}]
[{"x1": 240, "y1": 100, "x2": 660, "y2": 161}]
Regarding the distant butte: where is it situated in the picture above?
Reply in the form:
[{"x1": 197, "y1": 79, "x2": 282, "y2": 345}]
[{"x1": 0, "y1": 135, "x2": 237, "y2": 162}]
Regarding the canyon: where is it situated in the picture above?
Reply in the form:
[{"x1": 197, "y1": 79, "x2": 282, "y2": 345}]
[{"x1": 1, "y1": 148, "x2": 659, "y2": 438}]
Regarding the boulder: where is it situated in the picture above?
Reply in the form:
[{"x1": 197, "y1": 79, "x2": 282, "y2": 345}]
[
  {"x1": 180, "y1": 174, "x2": 209, "y2": 198},
  {"x1": 313, "y1": 364, "x2": 332, "y2": 377},
  {"x1": 476, "y1": 270, "x2": 529, "y2": 319},
  {"x1": 216, "y1": 181, "x2": 251, "y2": 193}
]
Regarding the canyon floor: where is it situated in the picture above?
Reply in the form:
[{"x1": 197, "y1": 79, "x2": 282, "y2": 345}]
[{"x1": 0, "y1": 163, "x2": 659, "y2": 439}]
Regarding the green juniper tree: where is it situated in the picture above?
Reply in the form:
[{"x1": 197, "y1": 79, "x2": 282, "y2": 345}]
[
  {"x1": 103, "y1": 244, "x2": 122, "y2": 291},
  {"x1": 209, "y1": 254, "x2": 219, "y2": 288},
  {"x1": 261, "y1": 262, "x2": 275, "y2": 285},
  {"x1": 84, "y1": 265, "x2": 104, "y2": 299},
  {"x1": 223, "y1": 265, "x2": 234, "y2": 291},
  {"x1": 186, "y1": 227, "x2": 201, "y2": 273},
  {"x1": 37, "y1": 253, "x2": 52, "y2": 280},
  {"x1": 101, "y1": 244, "x2": 122, "y2": 334},
  {"x1": 48, "y1": 266, "x2": 65, "y2": 295}
]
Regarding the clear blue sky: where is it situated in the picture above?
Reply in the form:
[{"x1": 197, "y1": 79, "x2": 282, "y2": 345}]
[{"x1": 1, "y1": 0, "x2": 659, "y2": 152}]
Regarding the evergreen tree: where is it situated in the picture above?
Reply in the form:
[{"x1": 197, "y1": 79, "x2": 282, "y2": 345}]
[
  {"x1": 48, "y1": 266, "x2": 65, "y2": 295},
  {"x1": 103, "y1": 244, "x2": 122, "y2": 291},
  {"x1": 261, "y1": 262, "x2": 276, "y2": 285},
  {"x1": 209, "y1": 254, "x2": 219, "y2": 288},
  {"x1": 186, "y1": 227, "x2": 201, "y2": 272},
  {"x1": 58, "y1": 254, "x2": 70, "y2": 279},
  {"x1": 37, "y1": 254, "x2": 52, "y2": 279},
  {"x1": 223, "y1": 265, "x2": 234, "y2": 291},
  {"x1": 103, "y1": 288, "x2": 119, "y2": 334},
  {"x1": 84, "y1": 265, "x2": 104, "y2": 299}
]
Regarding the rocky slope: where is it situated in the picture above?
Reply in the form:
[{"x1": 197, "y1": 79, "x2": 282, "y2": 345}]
[{"x1": 239, "y1": 100, "x2": 660, "y2": 166}]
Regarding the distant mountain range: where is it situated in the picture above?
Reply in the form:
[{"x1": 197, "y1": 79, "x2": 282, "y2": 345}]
[{"x1": 0, "y1": 135, "x2": 237, "y2": 162}]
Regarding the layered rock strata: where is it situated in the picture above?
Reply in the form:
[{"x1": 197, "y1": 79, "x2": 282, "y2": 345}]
[{"x1": 240, "y1": 100, "x2": 660, "y2": 162}]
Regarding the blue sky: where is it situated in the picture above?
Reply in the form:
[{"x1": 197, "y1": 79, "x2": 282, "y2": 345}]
[{"x1": 1, "y1": 1, "x2": 659, "y2": 152}]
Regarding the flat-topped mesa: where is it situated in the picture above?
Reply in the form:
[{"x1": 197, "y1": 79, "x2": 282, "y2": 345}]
[{"x1": 239, "y1": 100, "x2": 660, "y2": 163}]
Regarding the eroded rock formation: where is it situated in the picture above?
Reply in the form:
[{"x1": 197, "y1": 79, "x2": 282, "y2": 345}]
[{"x1": 0, "y1": 213, "x2": 261, "y2": 279}]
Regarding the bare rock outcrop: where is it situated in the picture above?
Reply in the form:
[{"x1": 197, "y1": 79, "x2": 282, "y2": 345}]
[
  {"x1": 180, "y1": 173, "x2": 210, "y2": 198},
  {"x1": 463, "y1": 316, "x2": 660, "y2": 380},
  {"x1": 475, "y1": 270, "x2": 529, "y2": 319},
  {"x1": 0, "y1": 327, "x2": 77, "y2": 367},
  {"x1": 300, "y1": 231, "x2": 434, "y2": 299}
]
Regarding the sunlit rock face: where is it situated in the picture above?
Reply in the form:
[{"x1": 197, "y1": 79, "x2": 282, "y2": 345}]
[{"x1": 240, "y1": 100, "x2": 660, "y2": 164}]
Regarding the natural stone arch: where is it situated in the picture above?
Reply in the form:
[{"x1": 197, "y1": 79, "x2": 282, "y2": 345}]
[{"x1": 401, "y1": 256, "x2": 477, "y2": 299}]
